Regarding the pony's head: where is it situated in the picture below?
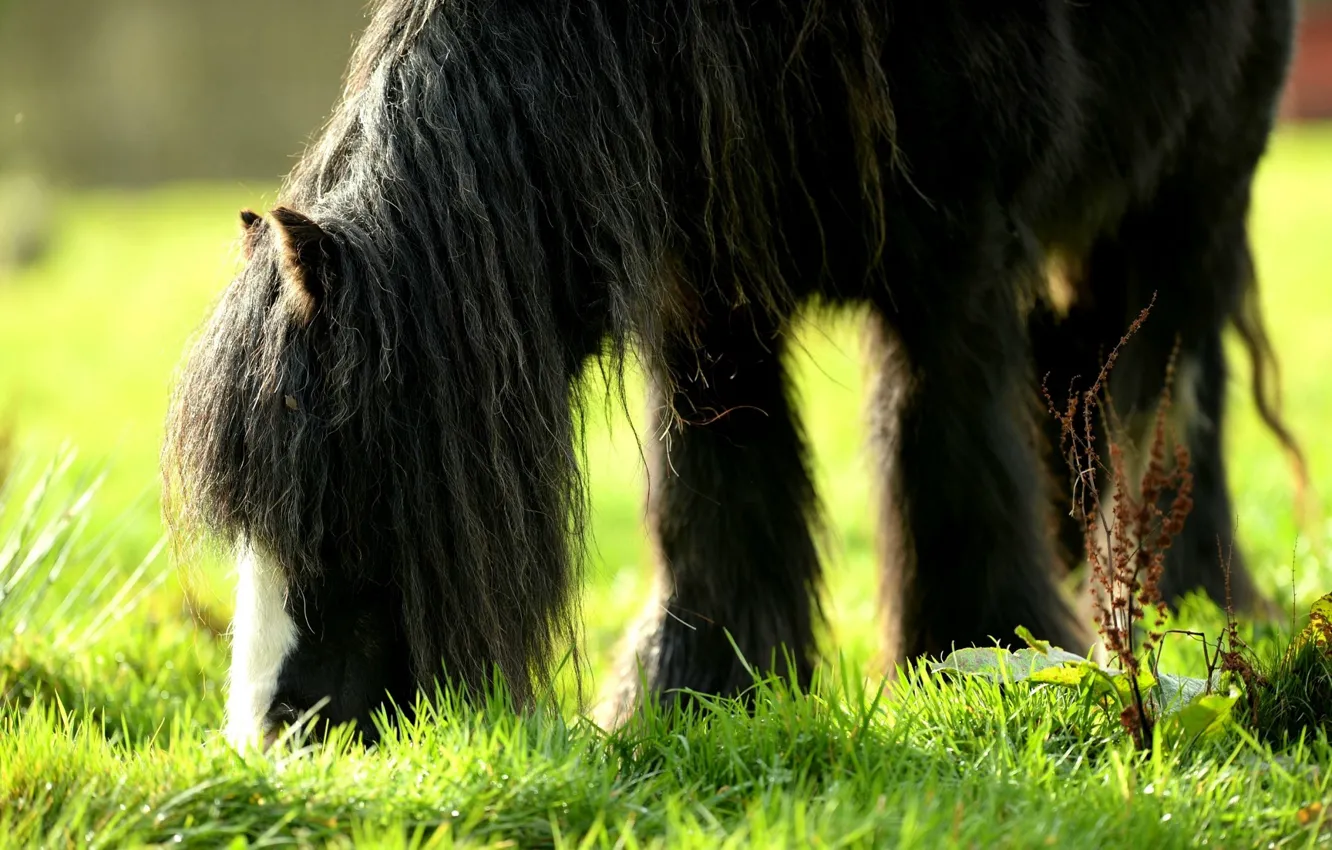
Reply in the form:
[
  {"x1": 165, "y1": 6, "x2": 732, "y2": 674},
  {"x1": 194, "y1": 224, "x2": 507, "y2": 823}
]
[
  {"x1": 167, "y1": 206, "x2": 426, "y2": 744},
  {"x1": 170, "y1": 175, "x2": 595, "y2": 742},
  {"x1": 162, "y1": 0, "x2": 702, "y2": 748}
]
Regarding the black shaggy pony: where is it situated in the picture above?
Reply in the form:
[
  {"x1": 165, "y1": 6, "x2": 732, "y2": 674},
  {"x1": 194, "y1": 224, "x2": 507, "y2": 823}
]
[{"x1": 166, "y1": 0, "x2": 1301, "y2": 744}]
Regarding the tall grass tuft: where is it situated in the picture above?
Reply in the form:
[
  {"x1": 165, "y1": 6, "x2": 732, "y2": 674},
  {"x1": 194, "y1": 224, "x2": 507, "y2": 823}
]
[
  {"x1": 0, "y1": 449, "x2": 172, "y2": 652},
  {"x1": 1250, "y1": 637, "x2": 1332, "y2": 746},
  {"x1": 0, "y1": 448, "x2": 213, "y2": 743}
]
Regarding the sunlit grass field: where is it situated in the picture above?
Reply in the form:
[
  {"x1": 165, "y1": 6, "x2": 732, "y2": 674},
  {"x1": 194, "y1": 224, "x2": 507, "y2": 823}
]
[{"x1": 1, "y1": 126, "x2": 1331, "y2": 847}]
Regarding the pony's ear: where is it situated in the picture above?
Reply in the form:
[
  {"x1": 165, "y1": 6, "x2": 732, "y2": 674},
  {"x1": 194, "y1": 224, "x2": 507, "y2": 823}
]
[
  {"x1": 240, "y1": 208, "x2": 263, "y2": 260},
  {"x1": 268, "y1": 206, "x2": 334, "y2": 326}
]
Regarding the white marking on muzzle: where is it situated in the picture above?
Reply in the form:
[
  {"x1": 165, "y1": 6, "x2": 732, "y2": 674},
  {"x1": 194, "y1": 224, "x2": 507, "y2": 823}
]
[{"x1": 224, "y1": 541, "x2": 298, "y2": 749}]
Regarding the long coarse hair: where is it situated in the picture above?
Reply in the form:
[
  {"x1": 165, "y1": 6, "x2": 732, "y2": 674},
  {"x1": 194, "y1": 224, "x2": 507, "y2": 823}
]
[{"x1": 163, "y1": 0, "x2": 896, "y2": 706}]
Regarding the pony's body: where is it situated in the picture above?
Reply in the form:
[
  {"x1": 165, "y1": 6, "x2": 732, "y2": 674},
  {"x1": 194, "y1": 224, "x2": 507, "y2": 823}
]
[{"x1": 166, "y1": 0, "x2": 1298, "y2": 744}]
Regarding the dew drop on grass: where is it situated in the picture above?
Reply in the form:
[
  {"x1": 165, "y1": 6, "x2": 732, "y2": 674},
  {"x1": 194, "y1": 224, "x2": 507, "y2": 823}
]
[
  {"x1": 1143, "y1": 784, "x2": 1155, "y2": 795},
  {"x1": 173, "y1": 835, "x2": 183, "y2": 844},
  {"x1": 451, "y1": 810, "x2": 460, "y2": 818},
  {"x1": 1161, "y1": 813, "x2": 1172, "y2": 822}
]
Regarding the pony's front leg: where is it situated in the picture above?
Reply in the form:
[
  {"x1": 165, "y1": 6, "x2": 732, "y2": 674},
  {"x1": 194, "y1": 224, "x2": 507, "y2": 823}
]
[{"x1": 603, "y1": 304, "x2": 823, "y2": 723}]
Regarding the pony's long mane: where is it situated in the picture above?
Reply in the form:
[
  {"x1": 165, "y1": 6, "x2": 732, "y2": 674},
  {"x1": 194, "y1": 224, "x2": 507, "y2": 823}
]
[{"x1": 164, "y1": 0, "x2": 896, "y2": 704}]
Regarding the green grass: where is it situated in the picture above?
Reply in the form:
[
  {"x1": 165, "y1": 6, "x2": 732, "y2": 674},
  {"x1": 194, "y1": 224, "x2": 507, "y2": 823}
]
[
  {"x1": 6, "y1": 663, "x2": 1329, "y2": 848},
  {"x1": 2, "y1": 126, "x2": 1332, "y2": 847}
]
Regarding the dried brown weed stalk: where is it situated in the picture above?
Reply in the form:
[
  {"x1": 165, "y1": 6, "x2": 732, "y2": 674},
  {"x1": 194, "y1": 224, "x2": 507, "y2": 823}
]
[{"x1": 1043, "y1": 296, "x2": 1194, "y2": 750}]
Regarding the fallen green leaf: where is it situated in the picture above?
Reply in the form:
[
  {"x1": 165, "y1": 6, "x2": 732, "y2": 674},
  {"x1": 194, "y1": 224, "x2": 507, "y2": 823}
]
[
  {"x1": 931, "y1": 644, "x2": 1093, "y2": 684},
  {"x1": 1282, "y1": 592, "x2": 1331, "y2": 665},
  {"x1": 934, "y1": 639, "x2": 1215, "y2": 732},
  {"x1": 1165, "y1": 693, "x2": 1236, "y2": 741},
  {"x1": 1151, "y1": 672, "x2": 1216, "y2": 715},
  {"x1": 1307, "y1": 593, "x2": 1332, "y2": 648},
  {"x1": 1015, "y1": 625, "x2": 1051, "y2": 653}
]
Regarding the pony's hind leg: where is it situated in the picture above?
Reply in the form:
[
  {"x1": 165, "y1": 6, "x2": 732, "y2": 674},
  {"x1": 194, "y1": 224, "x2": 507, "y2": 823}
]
[
  {"x1": 1037, "y1": 3, "x2": 1294, "y2": 618},
  {"x1": 1048, "y1": 165, "x2": 1277, "y2": 616},
  {"x1": 874, "y1": 225, "x2": 1088, "y2": 663},
  {"x1": 604, "y1": 305, "x2": 822, "y2": 720}
]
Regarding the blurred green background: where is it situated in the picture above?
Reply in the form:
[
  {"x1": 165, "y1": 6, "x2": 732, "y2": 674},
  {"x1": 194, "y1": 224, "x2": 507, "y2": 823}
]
[{"x1": 1, "y1": 1, "x2": 1330, "y2": 686}]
